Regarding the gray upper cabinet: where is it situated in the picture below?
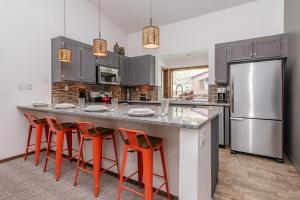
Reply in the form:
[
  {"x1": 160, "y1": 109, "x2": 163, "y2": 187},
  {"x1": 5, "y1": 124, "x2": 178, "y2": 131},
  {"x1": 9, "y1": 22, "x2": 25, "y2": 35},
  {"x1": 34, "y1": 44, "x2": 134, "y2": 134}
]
[
  {"x1": 61, "y1": 38, "x2": 81, "y2": 82},
  {"x1": 215, "y1": 43, "x2": 228, "y2": 84},
  {"x1": 96, "y1": 55, "x2": 108, "y2": 66},
  {"x1": 253, "y1": 35, "x2": 287, "y2": 59},
  {"x1": 228, "y1": 40, "x2": 253, "y2": 62},
  {"x1": 96, "y1": 51, "x2": 120, "y2": 69},
  {"x1": 51, "y1": 36, "x2": 96, "y2": 83},
  {"x1": 120, "y1": 56, "x2": 128, "y2": 85},
  {"x1": 108, "y1": 52, "x2": 120, "y2": 69},
  {"x1": 80, "y1": 44, "x2": 96, "y2": 83},
  {"x1": 215, "y1": 34, "x2": 288, "y2": 85},
  {"x1": 127, "y1": 55, "x2": 155, "y2": 86}
]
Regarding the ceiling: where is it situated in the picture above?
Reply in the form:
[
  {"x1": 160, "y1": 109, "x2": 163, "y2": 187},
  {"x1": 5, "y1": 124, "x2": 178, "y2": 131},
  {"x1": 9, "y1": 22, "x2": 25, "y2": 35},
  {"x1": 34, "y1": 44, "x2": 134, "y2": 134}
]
[{"x1": 88, "y1": 0, "x2": 257, "y2": 33}]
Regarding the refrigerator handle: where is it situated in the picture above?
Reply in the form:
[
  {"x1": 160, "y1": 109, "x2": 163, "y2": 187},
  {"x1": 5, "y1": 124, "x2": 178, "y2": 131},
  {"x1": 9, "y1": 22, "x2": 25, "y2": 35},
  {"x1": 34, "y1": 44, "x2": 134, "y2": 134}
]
[
  {"x1": 231, "y1": 76, "x2": 234, "y2": 113},
  {"x1": 230, "y1": 117, "x2": 244, "y2": 121}
]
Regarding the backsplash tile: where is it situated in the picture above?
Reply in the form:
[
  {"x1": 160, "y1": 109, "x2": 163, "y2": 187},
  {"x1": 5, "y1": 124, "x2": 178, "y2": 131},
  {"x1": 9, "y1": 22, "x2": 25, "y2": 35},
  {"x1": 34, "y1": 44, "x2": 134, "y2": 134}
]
[
  {"x1": 208, "y1": 84, "x2": 230, "y2": 103},
  {"x1": 52, "y1": 83, "x2": 159, "y2": 103}
]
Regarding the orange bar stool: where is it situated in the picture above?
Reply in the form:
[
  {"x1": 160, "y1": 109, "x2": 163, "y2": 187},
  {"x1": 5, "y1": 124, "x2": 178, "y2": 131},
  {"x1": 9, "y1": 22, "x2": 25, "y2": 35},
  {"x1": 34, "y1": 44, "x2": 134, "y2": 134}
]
[
  {"x1": 73, "y1": 121, "x2": 119, "y2": 197},
  {"x1": 23, "y1": 112, "x2": 49, "y2": 166},
  {"x1": 117, "y1": 128, "x2": 171, "y2": 200},
  {"x1": 43, "y1": 116, "x2": 80, "y2": 181}
]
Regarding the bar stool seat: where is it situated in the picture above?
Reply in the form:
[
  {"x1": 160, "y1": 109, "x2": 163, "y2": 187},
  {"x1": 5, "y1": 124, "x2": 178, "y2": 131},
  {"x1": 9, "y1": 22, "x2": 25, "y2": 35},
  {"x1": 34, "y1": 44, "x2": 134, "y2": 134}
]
[
  {"x1": 125, "y1": 135, "x2": 163, "y2": 149},
  {"x1": 88, "y1": 127, "x2": 114, "y2": 136}
]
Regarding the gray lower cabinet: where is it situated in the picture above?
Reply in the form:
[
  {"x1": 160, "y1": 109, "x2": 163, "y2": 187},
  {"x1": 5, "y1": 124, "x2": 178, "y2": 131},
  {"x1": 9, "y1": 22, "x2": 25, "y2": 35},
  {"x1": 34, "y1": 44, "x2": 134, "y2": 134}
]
[
  {"x1": 127, "y1": 55, "x2": 155, "y2": 86},
  {"x1": 228, "y1": 40, "x2": 253, "y2": 62},
  {"x1": 51, "y1": 36, "x2": 96, "y2": 83},
  {"x1": 120, "y1": 56, "x2": 128, "y2": 85},
  {"x1": 215, "y1": 43, "x2": 228, "y2": 84}
]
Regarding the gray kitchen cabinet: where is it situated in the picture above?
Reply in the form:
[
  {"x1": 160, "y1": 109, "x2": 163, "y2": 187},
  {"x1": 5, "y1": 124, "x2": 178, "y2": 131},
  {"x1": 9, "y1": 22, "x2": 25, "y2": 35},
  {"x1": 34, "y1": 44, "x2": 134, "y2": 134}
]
[
  {"x1": 128, "y1": 55, "x2": 155, "y2": 86},
  {"x1": 215, "y1": 34, "x2": 288, "y2": 85},
  {"x1": 108, "y1": 52, "x2": 120, "y2": 69},
  {"x1": 120, "y1": 56, "x2": 128, "y2": 85},
  {"x1": 253, "y1": 34, "x2": 287, "y2": 59},
  {"x1": 96, "y1": 51, "x2": 120, "y2": 69},
  {"x1": 215, "y1": 43, "x2": 228, "y2": 84},
  {"x1": 62, "y1": 39, "x2": 81, "y2": 81},
  {"x1": 80, "y1": 44, "x2": 96, "y2": 83},
  {"x1": 96, "y1": 54, "x2": 108, "y2": 66},
  {"x1": 227, "y1": 39, "x2": 253, "y2": 62},
  {"x1": 51, "y1": 36, "x2": 96, "y2": 83}
]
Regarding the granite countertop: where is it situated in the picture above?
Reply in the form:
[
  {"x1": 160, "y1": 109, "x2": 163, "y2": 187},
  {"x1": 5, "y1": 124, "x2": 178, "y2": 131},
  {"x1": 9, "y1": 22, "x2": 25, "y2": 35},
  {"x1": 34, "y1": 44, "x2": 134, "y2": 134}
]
[
  {"x1": 121, "y1": 100, "x2": 230, "y2": 107},
  {"x1": 17, "y1": 104, "x2": 221, "y2": 130}
]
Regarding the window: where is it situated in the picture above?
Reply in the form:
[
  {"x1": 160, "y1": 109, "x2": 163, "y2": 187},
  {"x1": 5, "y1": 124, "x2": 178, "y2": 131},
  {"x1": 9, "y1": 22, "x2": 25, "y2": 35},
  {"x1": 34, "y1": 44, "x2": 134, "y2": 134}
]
[{"x1": 162, "y1": 66, "x2": 209, "y2": 100}]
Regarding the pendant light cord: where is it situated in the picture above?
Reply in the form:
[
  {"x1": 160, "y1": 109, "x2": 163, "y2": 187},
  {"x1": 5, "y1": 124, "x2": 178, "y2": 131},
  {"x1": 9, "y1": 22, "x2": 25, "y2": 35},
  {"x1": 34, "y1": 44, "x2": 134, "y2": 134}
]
[
  {"x1": 150, "y1": 0, "x2": 152, "y2": 26},
  {"x1": 98, "y1": 0, "x2": 101, "y2": 39},
  {"x1": 64, "y1": 0, "x2": 66, "y2": 36}
]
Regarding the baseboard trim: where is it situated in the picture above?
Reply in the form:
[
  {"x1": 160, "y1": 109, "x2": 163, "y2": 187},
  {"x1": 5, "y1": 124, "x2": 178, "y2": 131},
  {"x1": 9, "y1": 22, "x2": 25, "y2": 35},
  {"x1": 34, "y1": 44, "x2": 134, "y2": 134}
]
[
  {"x1": 0, "y1": 149, "x2": 46, "y2": 164},
  {"x1": 283, "y1": 147, "x2": 300, "y2": 173}
]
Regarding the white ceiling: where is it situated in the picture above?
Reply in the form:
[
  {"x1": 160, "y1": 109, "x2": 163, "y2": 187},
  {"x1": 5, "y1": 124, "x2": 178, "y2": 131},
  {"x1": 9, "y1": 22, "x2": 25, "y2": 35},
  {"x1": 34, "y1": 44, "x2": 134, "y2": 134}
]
[{"x1": 88, "y1": 0, "x2": 257, "y2": 33}]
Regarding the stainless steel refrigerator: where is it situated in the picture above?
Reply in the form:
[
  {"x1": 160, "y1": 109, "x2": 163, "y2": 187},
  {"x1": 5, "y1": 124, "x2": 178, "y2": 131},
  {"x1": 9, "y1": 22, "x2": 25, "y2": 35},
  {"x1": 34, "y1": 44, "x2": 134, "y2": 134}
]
[{"x1": 230, "y1": 60, "x2": 283, "y2": 160}]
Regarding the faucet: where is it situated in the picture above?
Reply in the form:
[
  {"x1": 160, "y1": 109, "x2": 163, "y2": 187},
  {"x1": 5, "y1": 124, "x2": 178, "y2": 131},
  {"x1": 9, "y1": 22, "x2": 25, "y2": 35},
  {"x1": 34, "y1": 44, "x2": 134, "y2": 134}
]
[{"x1": 175, "y1": 84, "x2": 184, "y2": 100}]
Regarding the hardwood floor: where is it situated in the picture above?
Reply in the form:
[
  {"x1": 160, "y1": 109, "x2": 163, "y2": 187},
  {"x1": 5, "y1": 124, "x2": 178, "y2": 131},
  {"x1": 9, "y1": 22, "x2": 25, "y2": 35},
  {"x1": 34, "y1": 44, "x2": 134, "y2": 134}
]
[{"x1": 214, "y1": 149, "x2": 300, "y2": 200}]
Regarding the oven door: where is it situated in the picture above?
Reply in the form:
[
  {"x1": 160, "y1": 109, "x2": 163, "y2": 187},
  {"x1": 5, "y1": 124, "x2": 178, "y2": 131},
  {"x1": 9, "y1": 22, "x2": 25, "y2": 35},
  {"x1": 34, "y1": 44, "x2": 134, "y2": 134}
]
[{"x1": 97, "y1": 66, "x2": 120, "y2": 85}]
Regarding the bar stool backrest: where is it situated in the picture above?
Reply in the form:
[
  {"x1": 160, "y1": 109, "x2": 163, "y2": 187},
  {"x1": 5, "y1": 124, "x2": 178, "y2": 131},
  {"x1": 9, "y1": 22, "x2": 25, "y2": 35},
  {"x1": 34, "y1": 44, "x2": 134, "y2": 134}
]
[
  {"x1": 24, "y1": 113, "x2": 39, "y2": 126},
  {"x1": 118, "y1": 128, "x2": 153, "y2": 149},
  {"x1": 76, "y1": 121, "x2": 100, "y2": 137},
  {"x1": 44, "y1": 116, "x2": 63, "y2": 133}
]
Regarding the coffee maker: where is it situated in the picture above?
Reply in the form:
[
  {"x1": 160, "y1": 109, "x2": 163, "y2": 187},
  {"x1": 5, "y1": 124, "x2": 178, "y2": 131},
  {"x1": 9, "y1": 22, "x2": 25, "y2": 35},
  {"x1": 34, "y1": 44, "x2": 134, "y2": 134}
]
[{"x1": 217, "y1": 87, "x2": 227, "y2": 103}]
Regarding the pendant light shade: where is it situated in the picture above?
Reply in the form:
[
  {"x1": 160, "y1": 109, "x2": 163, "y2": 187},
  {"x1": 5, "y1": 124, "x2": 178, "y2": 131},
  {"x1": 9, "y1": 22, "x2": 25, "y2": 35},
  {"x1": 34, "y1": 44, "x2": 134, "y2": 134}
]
[
  {"x1": 58, "y1": 0, "x2": 72, "y2": 63},
  {"x1": 93, "y1": 39, "x2": 107, "y2": 56},
  {"x1": 58, "y1": 48, "x2": 72, "y2": 63},
  {"x1": 143, "y1": 25, "x2": 159, "y2": 48},
  {"x1": 142, "y1": 0, "x2": 159, "y2": 49},
  {"x1": 93, "y1": 0, "x2": 107, "y2": 56}
]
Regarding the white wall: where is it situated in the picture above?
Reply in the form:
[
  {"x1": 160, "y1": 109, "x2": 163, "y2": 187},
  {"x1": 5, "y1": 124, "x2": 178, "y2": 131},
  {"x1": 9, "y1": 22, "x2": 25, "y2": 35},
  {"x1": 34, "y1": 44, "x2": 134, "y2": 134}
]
[
  {"x1": 0, "y1": 0, "x2": 127, "y2": 160},
  {"x1": 127, "y1": 0, "x2": 284, "y2": 84}
]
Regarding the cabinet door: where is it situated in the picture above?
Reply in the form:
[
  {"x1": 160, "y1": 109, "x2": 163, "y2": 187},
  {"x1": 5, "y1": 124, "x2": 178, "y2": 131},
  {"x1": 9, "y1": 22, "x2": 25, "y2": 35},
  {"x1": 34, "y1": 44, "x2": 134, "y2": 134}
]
[
  {"x1": 134, "y1": 56, "x2": 150, "y2": 85},
  {"x1": 80, "y1": 45, "x2": 96, "y2": 83},
  {"x1": 97, "y1": 55, "x2": 108, "y2": 66},
  {"x1": 228, "y1": 40, "x2": 253, "y2": 62},
  {"x1": 51, "y1": 37, "x2": 63, "y2": 82},
  {"x1": 62, "y1": 39, "x2": 81, "y2": 81},
  {"x1": 120, "y1": 56, "x2": 128, "y2": 85},
  {"x1": 108, "y1": 52, "x2": 120, "y2": 68},
  {"x1": 215, "y1": 44, "x2": 228, "y2": 84},
  {"x1": 253, "y1": 36, "x2": 281, "y2": 59}
]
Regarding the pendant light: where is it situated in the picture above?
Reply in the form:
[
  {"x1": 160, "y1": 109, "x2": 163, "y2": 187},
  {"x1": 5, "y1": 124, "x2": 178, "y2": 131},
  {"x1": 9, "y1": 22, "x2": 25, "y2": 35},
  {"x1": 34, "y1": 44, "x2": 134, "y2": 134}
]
[
  {"x1": 93, "y1": 0, "x2": 107, "y2": 57},
  {"x1": 58, "y1": 0, "x2": 72, "y2": 63},
  {"x1": 143, "y1": 0, "x2": 159, "y2": 49}
]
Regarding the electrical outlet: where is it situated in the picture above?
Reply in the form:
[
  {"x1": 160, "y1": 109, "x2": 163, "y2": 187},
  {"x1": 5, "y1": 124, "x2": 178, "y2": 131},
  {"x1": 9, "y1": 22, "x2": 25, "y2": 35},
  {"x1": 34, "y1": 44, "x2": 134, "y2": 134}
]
[{"x1": 65, "y1": 85, "x2": 69, "y2": 91}]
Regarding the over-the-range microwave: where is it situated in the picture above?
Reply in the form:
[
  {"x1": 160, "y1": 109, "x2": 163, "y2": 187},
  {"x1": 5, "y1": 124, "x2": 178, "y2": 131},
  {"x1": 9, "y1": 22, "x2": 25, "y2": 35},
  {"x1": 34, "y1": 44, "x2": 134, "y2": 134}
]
[{"x1": 97, "y1": 66, "x2": 120, "y2": 85}]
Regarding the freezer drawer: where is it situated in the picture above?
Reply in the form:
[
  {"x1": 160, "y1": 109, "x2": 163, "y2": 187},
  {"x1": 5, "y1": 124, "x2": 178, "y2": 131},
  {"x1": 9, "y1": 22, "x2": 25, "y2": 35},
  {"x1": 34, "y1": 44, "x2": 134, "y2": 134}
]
[{"x1": 231, "y1": 118, "x2": 282, "y2": 159}]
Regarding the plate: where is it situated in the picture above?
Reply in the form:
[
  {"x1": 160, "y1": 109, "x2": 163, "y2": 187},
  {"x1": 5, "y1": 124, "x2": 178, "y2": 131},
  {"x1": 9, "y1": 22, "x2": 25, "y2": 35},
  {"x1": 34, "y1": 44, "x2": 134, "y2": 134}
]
[
  {"x1": 32, "y1": 102, "x2": 49, "y2": 107},
  {"x1": 54, "y1": 103, "x2": 75, "y2": 109},
  {"x1": 84, "y1": 105, "x2": 109, "y2": 112},
  {"x1": 128, "y1": 110, "x2": 155, "y2": 117},
  {"x1": 129, "y1": 108, "x2": 153, "y2": 114}
]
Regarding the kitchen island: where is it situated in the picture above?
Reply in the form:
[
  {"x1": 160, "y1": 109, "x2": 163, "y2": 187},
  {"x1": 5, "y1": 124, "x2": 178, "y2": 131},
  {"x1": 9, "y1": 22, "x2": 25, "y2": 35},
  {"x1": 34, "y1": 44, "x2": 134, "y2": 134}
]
[{"x1": 17, "y1": 104, "x2": 220, "y2": 200}]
